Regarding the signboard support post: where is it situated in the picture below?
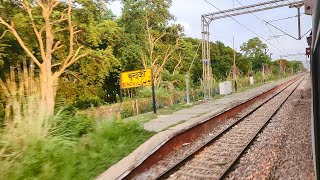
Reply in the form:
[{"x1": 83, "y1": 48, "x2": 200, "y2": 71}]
[
  {"x1": 119, "y1": 74, "x2": 123, "y2": 102},
  {"x1": 152, "y1": 70, "x2": 157, "y2": 114},
  {"x1": 120, "y1": 89, "x2": 123, "y2": 102}
]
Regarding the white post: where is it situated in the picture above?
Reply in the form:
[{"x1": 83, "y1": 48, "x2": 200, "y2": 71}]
[{"x1": 186, "y1": 75, "x2": 191, "y2": 104}]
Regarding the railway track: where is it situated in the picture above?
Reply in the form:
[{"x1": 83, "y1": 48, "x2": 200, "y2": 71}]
[{"x1": 153, "y1": 75, "x2": 305, "y2": 180}]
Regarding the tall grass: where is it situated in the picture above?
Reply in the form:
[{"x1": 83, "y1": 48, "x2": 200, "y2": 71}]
[
  {"x1": 0, "y1": 62, "x2": 154, "y2": 179},
  {"x1": 0, "y1": 61, "x2": 51, "y2": 168},
  {"x1": 0, "y1": 121, "x2": 153, "y2": 180}
]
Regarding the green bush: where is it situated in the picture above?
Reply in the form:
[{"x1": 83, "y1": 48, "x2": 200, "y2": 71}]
[
  {"x1": 72, "y1": 121, "x2": 154, "y2": 179},
  {"x1": 137, "y1": 87, "x2": 152, "y2": 98},
  {"x1": 73, "y1": 96, "x2": 103, "y2": 109},
  {"x1": 52, "y1": 111, "x2": 94, "y2": 138},
  {"x1": 120, "y1": 108, "x2": 134, "y2": 119},
  {"x1": 161, "y1": 70, "x2": 186, "y2": 90},
  {"x1": 0, "y1": 120, "x2": 154, "y2": 180},
  {"x1": 139, "y1": 104, "x2": 153, "y2": 114},
  {"x1": 1, "y1": 138, "x2": 77, "y2": 180}
]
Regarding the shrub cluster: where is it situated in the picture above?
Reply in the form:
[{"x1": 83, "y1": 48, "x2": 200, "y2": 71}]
[{"x1": 0, "y1": 105, "x2": 154, "y2": 180}]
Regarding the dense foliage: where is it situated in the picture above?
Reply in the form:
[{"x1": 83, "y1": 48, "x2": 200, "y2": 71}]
[
  {"x1": 0, "y1": 119, "x2": 154, "y2": 179},
  {"x1": 0, "y1": 0, "x2": 305, "y2": 109}
]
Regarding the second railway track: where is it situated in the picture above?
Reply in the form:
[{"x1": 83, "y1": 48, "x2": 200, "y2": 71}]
[{"x1": 153, "y1": 75, "x2": 305, "y2": 180}]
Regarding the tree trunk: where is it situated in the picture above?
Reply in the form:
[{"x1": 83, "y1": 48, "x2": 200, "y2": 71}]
[
  {"x1": 0, "y1": 1, "x2": 88, "y2": 120},
  {"x1": 40, "y1": 70, "x2": 57, "y2": 119}
]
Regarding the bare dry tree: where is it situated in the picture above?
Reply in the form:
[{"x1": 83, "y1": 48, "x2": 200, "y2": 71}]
[
  {"x1": 141, "y1": 15, "x2": 181, "y2": 87},
  {"x1": 228, "y1": 65, "x2": 242, "y2": 80},
  {"x1": 0, "y1": 0, "x2": 88, "y2": 118}
]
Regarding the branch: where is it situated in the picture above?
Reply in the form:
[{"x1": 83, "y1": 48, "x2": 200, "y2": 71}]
[
  {"x1": 145, "y1": 15, "x2": 154, "y2": 63},
  {"x1": 0, "y1": 17, "x2": 41, "y2": 68},
  {"x1": 53, "y1": 50, "x2": 88, "y2": 79},
  {"x1": 159, "y1": 45, "x2": 172, "y2": 68},
  {"x1": 154, "y1": 32, "x2": 166, "y2": 44},
  {"x1": 66, "y1": 46, "x2": 83, "y2": 67},
  {"x1": 154, "y1": 36, "x2": 181, "y2": 79},
  {"x1": 49, "y1": 0, "x2": 61, "y2": 14},
  {"x1": 73, "y1": 30, "x2": 81, "y2": 34},
  {"x1": 52, "y1": 62, "x2": 61, "y2": 67},
  {"x1": 0, "y1": 30, "x2": 9, "y2": 40},
  {"x1": 52, "y1": 1, "x2": 88, "y2": 79},
  {"x1": 37, "y1": 0, "x2": 45, "y2": 9},
  {"x1": 39, "y1": 26, "x2": 45, "y2": 35},
  {"x1": 22, "y1": 1, "x2": 46, "y2": 61},
  {"x1": 173, "y1": 52, "x2": 182, "y2": 74},
  {"x1": 55, "y1": 28, "x2": 67, "y2": 33},
  {"x1": 51, "y1": 18, "x2": 68, "y2": 25},
  {"x1": 152, "y1": 54, "x2": 161, "y2": 67},
  {"x1": 140, "y1": 53, "x2": 148, "y2": 69},
  {"x1": 51, "y1": 8, "x2": 68, "y2": 26},
  {"x1": 52, "y1": 41, "x2": 63, "y2": 53},
  {"x1": 67, "y1": 52, "x2": 88, "y2": 67},
  {"x1": 53, "y1": 2, "x2": 73, "y2": 79},
  {"x1": 64, "y1": 2, "x2": 74, "y2": 67}
]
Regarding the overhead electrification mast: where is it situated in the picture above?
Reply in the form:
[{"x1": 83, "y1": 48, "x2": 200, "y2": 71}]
[{"x1": 201, "y1": 0, "x2": 305, "y2": 98}]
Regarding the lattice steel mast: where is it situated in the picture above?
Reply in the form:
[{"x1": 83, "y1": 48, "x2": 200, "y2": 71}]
[{"x1": 201, "y1": 0, "x2": 304, "y2": 98}]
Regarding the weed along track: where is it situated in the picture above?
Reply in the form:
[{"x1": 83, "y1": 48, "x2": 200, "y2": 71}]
[{"x1": 149, "y1": 76, "x2": 305, "y2": 180}]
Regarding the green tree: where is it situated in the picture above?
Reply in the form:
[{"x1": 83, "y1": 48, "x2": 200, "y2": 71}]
[
  {"x1": 118, "y1": 0, "x2": 182, "y2": 87},
  {"x1": 0, "y1": 0, "x2": 92, "y2": 117},
  {"x1": 0, "y1": 0, "x2": 119, "y2": 113},
  {"x1": 240, "y1": 37, "x2": 271, "y2": 72},
  {"x1": 210, "y1": 41, "x2": 234, "y2": 80},
  {"x1": 240, "y1": 37, "x2": 267, "y2": 57},
  {"x1": 57, "y1": 8, "x2": 122, "y2": 106},
  {"x1": 183, "y1": 37, "x2": 202, "y2": 85}
]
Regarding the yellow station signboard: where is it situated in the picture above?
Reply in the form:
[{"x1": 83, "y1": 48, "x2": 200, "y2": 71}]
[{"x1": 120, "y1": 68, "x2": 152, "y2": 89}]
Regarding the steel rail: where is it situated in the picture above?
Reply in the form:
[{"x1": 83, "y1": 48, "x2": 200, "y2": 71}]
[
  {"x1": 217, "y1": 75, "x2": 305, "y2": 179},
  {"x1": 154, "y1": 75, "x2": 304, "y2": 180}
]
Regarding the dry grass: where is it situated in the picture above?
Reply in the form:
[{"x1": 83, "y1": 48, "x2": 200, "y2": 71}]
[{"x1": 0, "y1": 60, "x2": 51, "y2": 168}]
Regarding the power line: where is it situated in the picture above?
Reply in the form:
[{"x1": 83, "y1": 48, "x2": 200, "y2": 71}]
[
  {"x1": 267, "y1": 14, "x2": 299, "y2": 22},
  {"x1": 203, "y1": 0, "x2": 284, "y2": 54},
  {"x1": 234, "y1": 0, "x2": 285, "y2": 51},
  {"x1": 264, "y1": 20, "x2": 311, "y2": 40},
  {"x1": 211, "y1": 35, "x2": 242, "y2": 46}
]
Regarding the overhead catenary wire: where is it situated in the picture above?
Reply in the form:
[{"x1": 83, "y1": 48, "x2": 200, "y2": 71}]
[
  {"x1": 264, "y1": 20, "x2": 311, "y2": 40},
  {"x1": 212, "y1": 34, "x2": 242, "y2": 46},
  {"x1": 267, "y1": 14, "x2": 299, "y2": 23},
  {"x1": 203, "y1": 0, "x2": 284, "y2": 54},
  {"x1": 234, "y1": 0, "x2": 284, "y2": 49}
]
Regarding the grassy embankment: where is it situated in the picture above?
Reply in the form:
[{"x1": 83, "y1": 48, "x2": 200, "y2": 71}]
[{"x1": 0, "y1": 110, "x2": 154, "y2": 180}]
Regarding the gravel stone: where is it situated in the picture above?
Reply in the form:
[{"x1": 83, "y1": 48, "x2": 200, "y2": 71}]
[
  {"x1": 226, "y1": 76, "x2": 314, "y2": 180},
  {"x1": 133, "y1": 78, "x2": 299, "y2": 180},
  {"x1": 132, "y1": 76, "x2": 314, "y2": 180}
]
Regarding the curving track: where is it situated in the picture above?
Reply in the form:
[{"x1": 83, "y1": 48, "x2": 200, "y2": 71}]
[{"x1": 153, "y1": 75, "x2": 306, "y2": 180}]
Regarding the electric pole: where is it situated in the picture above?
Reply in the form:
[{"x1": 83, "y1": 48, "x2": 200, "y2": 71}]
[
  {"x1": 201, "y1": 0, "x2": 304, "y2": 99},
  {"x1": 233, "y1": 36, "x2": 238, "y2": 91}
]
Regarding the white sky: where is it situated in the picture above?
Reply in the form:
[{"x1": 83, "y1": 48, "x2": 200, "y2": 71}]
[{"x1": 109, "y1": 0, "x2": 312, "y2": 67}]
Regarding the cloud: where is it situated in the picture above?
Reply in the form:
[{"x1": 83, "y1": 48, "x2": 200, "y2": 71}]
[{"x1": 108, "y1": 1, "x2": 123, "y2": 17}]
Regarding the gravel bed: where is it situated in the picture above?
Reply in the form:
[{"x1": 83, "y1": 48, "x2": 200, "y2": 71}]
[
  {"x1": 132, "y1": 85, "x2": 289, "y2": 180},
  {"x1": 226, "y1": 76, "x2": 314, "y2": 180},
  {"x1": 166, "y1": 76, "x2": 302, "y2": 179}
]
